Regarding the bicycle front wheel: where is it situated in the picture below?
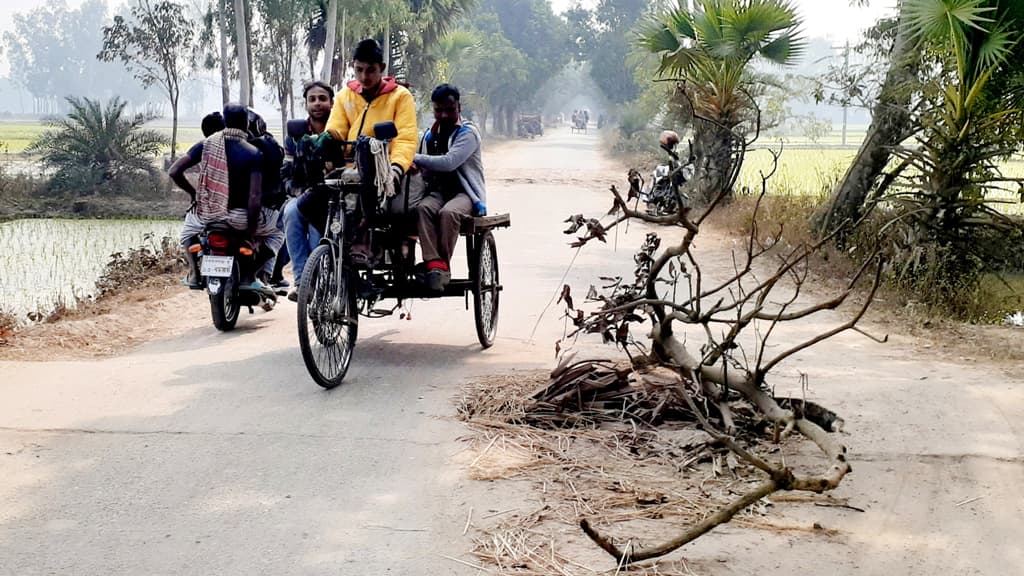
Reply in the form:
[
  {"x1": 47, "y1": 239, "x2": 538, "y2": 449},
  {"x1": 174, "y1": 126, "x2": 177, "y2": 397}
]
[{"x1": 297, "y1": 244, "x2": 358, "y2": 389}]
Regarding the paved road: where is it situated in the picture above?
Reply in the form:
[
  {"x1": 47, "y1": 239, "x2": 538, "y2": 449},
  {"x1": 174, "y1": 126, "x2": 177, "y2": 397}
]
[
  {"x1": 2, "y1": 128, "x2": 1022, "y2": 575},
  {"x1": 0, "y1": 128, "x2": 629, "y2": 575}
]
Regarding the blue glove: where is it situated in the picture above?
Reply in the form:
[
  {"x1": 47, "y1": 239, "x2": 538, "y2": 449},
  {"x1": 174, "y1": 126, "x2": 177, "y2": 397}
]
[{"x1": 473, "y1": 200, "x2": 487, "y2": 216}]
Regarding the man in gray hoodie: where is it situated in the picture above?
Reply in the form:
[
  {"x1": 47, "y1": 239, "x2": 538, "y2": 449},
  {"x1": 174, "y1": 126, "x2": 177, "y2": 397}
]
[{"x1": 412, "y1": 84, "x2": 486, "y2": 293}]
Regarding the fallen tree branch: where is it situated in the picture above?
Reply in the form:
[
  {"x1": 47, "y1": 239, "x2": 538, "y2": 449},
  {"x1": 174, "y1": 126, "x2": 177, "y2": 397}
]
[{"x1": 581, "y1": 481, "x2": 777, "y2": 563}]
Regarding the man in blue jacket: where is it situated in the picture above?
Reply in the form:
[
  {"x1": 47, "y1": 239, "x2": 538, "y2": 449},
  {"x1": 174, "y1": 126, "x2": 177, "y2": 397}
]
[{"x1": 412, "y1": 84, "x2": 486, "y2": 293}]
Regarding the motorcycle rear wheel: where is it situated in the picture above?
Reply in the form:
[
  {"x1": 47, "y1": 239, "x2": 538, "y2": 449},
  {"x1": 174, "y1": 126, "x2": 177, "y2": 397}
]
[{"x1": 209, "y1": 261, "x2": 240, "y2": 331}]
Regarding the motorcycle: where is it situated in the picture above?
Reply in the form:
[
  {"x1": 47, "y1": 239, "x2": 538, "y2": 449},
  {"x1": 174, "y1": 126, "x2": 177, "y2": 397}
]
[
  {"x1": 640, "y1": 133, "x2": 694, "y2": 217},
  {"x1": 189, "y1": 225, "x2": 276, "y2": 331}
]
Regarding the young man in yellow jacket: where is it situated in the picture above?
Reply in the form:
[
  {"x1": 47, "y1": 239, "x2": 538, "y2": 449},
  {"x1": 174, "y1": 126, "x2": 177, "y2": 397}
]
[
  {"x1": 327, "y1": 38, "x2": 417, "y2": 183},
  {"x1": 299, "y1": 38, "x2": 417, "y2": 265}
]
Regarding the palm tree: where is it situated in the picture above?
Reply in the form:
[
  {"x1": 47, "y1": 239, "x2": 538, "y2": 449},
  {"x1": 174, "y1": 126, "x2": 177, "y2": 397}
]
[
  {"x1": 886, "y1": 0, "x2": 1022, "y2": 265},
  {"x1": 407, "y1": 0, "x2": 480, "y2": 87},
  {"x1": 636, "y1": 0, "x2": 804, "y2": 204},
  {"x1": 428, "y1": 29, "x2": 479, "y2": 84},
  {"x1": 29, "y1": 97, "x2": 168, "y2": 194}
]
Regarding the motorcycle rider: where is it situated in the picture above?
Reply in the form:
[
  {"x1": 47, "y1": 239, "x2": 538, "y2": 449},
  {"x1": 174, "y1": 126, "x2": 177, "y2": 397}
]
[
  {"x1": 411, "y1": 84, "x2": 486, "y2": 293},
  {"x1": 169, "y1": 104, "x2": 285, "y2": 290}
]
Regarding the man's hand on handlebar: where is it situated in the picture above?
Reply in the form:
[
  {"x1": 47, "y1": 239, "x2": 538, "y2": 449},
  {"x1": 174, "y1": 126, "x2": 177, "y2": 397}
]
[
  {"x1": 302, "y1": 131, "x2": 333, "y2": 151},
  {"x1": 391, "y1": 164, "x2": 404, "y2": 189}
]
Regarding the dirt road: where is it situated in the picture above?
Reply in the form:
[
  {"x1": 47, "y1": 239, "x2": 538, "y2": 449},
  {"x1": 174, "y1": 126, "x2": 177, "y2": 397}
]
[{"x1": 1, "y1": 129, "x2": 1022, "y2": 575}]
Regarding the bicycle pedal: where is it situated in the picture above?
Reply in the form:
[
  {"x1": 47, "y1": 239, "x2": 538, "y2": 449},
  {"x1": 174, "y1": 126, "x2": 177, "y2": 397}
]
[{"x1": 369, "y1": 308, "x2": 395, "y2": 316}]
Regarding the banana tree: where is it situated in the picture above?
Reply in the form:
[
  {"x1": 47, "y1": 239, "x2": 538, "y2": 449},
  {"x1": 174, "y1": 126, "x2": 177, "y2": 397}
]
[{"x1": 636, "y1": 0, "x2": 804, "y2": 205}]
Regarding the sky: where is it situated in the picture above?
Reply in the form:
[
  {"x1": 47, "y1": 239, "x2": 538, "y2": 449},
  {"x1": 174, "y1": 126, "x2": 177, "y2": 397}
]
[
  {"x1": 0, "y1": 0, "x2": 899, "y2": 83},
  {"x1": 548, "y1": 0, "x2": 899, "y2": 43},
  {"x1": 1, "y1": 0, "x2": 900, "y2": 47}
]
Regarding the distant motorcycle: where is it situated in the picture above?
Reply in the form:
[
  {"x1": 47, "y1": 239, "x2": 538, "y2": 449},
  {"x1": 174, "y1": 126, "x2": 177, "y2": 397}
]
[
  {"x1": 189, "y1": 225, "x2": 276, "y2": 331},
  {"x1": 640, "y1": 132, "x2": 694, "y2": 217}
]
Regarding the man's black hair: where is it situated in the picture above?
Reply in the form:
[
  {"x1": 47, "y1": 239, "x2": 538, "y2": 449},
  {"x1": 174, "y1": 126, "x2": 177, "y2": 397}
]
[
  {"x1": 303, "y1": 80, "x2": 335, "y2": 100},
  {"x1": 201, "y1": 111, "x2": 225, "y2": 137},
  {"x1": 223, "y1": 103, "x2": 248, "y2": 130},
  {"x1": 353, "y1": 38, "x2": 384, "y2": 65},
  {"x1": 431, "y1": 83, "x2": 460, "y2": 103}
]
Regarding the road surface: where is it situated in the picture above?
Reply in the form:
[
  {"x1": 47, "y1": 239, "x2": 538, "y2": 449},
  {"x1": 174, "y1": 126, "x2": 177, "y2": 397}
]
[{"x1": 1, "y1": 128, "x2": 1021, "y2": 575}]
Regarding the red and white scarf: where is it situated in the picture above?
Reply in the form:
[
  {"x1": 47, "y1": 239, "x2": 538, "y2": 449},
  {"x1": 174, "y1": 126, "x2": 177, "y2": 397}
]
[{"x1": 195, "y1": 128, "x2": 247, "y2": 222}]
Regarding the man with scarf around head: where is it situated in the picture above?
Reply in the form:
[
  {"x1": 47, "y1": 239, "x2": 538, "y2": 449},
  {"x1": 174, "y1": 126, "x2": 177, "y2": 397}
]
[
  {"x1": 169, "y1": 104, "x2": 285, "y2": 290},
  {"x1": 300, "y1": 38, "x2": 417, "y2": 266},
  {"x1": 412, "y1": 84, "x2": 487, "y2": 293}
]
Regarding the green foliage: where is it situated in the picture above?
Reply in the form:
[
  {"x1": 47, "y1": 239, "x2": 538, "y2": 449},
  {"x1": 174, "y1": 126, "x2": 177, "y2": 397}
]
[
  {"x1": 98, "y1": 0, "x2": 196, "y2": 158},
  {"x1": 420, "y1": 0, "x2": 569, "y2": 133},
  {"x1": 878, "y1": 0, "x2": 1024, "y2": 309},
  {"x1": 253, "y1": 0, "x2": 318, "y2": 135},
  {"x1": 427, "y1": 29, "x2": 481, "y2": 84},
  {"x1": 98, "y1": 1, "x2": 196, "y2": 94},
  {"x1": 617, "y1": 104, "x2": 651, "y2": 141},
  {"x1": 566, "y1": 0, "x2": 650, "y2": 105},
  {"x1": 450, "y1": 23, "x2": 531, "y2": 114},
  {"x1": 405, "y1": 0, "x2": 483, "y2": 88},
  {"x1": 28, "y1": 97, "x2": 168, "y2": 196}
]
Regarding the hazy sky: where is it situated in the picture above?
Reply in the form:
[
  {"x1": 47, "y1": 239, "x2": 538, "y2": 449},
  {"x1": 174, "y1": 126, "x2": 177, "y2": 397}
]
[
  {"x1": 0, "y1": 0, "x2": 899, "y2": 74},
  {"x1": 548, "y1": 0, "x2": 899, "y2": 42}
]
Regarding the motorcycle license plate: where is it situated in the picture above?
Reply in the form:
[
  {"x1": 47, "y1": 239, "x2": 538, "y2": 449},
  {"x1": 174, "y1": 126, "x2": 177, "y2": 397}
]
[{"x1": 200, "y1": 255, "x2": 234, "y2": 277}]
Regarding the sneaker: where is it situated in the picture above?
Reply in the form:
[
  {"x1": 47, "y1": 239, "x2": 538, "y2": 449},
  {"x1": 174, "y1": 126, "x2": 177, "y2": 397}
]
[
  {"x1": 241, "y1": 279, "x2": 268, "y2": 292},
  {"x1": 271, "y1": 278, "x2": 290, "y2": 288}
]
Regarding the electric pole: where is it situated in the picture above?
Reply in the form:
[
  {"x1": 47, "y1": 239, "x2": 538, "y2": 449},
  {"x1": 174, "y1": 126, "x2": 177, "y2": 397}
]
[{"x1": 831, "y1": 40, "x2": 851, "y2": 146}]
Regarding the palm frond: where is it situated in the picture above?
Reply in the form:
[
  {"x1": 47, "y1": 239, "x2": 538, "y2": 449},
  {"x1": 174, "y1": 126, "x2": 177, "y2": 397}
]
[
  {"x1": 757, "y1": 32, "x2": 805, "y2": 65},
  {"x1": 903, "y1": 0, "x2": 994, "y2": 42},
  {"x1": 635, "y1": 14, "x2": 683, "y2": 56},
  {"x1": 973, "y1": 20, "x2": 1016, "y2": 73},
  {"x1": 664, "y1": 3, "x2": 696, "y2": 40}
]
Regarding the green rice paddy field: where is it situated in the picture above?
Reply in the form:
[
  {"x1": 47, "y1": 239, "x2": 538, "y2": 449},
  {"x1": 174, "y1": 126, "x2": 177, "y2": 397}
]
[
  {"x1": 736, "y1": 147, "x2": 1024, "y2": 213},
  {"x1": 0, "y1": 120, "x2": 205, "y2": 154},
  {"x1": 0, "y1": 218, "x2": 180, "y2": 319}
]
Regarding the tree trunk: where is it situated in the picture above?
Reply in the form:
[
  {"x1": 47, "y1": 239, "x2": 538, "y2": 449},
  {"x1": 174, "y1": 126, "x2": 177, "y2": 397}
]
[
  {"x1": 494, "y1": 106, "x2": 504, "y2": 135},
  {"x1": 280, "y1": 95, "x2": 288, "y2": 144},
  {"x1": 814, "y1": 10, "x2": 918, "y2": 235},
  {"x1": 320, "y1": 0, "x2": 338, "y2": 83},
  {"x1": 287, "y1": 35, "x2": 296, "y2": 122},
  {"x1": 218, "y1": 0, "x2": 230, "y2": 105},
  {"x1": 170, "y1": 94, "x2": 179, "y2": 161},
  {"x1": 246, "y1": 7, "x2": 255, "y2": 106},
  {"x1": 233, "y1": 0, "x2": 251, "y2": 106},
  {"x1": 340, "y1": 8, "x2": 346, "y2": 85},
  {"x1": 383, "y1": 17, "x2": 391, "y2": 72},
  {"x1": 692, "y1": 119, "x2": 735, "y2": 205}
]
